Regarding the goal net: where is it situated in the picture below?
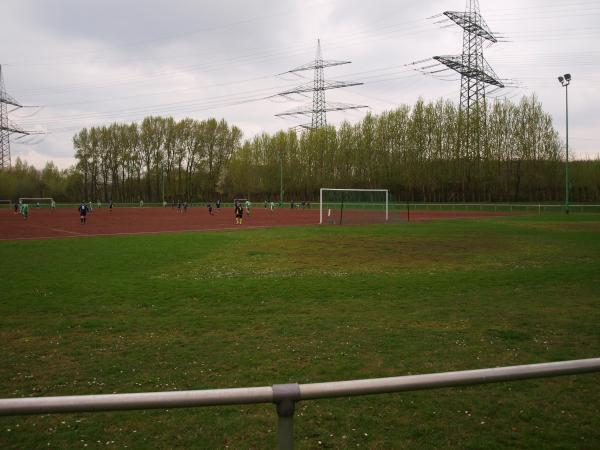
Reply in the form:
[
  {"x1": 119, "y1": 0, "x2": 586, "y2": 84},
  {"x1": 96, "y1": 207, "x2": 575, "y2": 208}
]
[
  {"x1": 320, "y1": 189, "x2": 389, "y2": 225},
  {"x1": 19, "y1": 197, "x2": 55, "y2": 208}
]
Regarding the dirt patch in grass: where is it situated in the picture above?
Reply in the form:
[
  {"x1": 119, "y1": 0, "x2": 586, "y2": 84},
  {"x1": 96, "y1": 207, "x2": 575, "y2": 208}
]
[
  {"x1": 512, "y1": 220, "x2": 600, "y2": 233},
  {"x1": 164, "y1": 232, "x2": 556, "y2": 279}
]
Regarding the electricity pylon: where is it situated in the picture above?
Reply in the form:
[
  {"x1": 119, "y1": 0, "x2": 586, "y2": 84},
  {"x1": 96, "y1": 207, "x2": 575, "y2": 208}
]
[
  {"x1": 275, "y1": 39, "x2": 367, "y2": 129},
  {"x1": 433, "y1": 0, "x2": 504, "y2": 156},
  {"x1": 0, "y1": 65, "x2": 29, "y2": 169},
  {"x1": 409, "y1": 1, "x2": 504, "y2": 157}
]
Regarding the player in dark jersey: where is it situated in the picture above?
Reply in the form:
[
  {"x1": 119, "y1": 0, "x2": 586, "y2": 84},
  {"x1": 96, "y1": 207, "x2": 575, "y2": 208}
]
[
  {"x1": 235, "y1": 201, "x2": 243, "y2": 225},
  {"x1": 79, "y1": 202, "x2": 88, "y2": 224}
]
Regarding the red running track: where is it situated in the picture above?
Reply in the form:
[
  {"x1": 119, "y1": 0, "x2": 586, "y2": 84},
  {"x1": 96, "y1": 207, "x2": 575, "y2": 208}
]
[{"x1": 0, "y1": 206, "x2": 512, "y2": 241}]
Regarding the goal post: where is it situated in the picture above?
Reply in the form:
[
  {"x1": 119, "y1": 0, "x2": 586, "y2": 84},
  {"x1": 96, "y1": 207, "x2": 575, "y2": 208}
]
[
  {"x1": 18, "y1": 198, "x2": 55, "y2": 208},
  {"x1": 320, "y1": 188, "x2": 388, "y2": 225}
]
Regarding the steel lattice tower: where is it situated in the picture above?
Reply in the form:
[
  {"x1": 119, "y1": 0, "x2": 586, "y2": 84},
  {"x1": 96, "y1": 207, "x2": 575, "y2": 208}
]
[
  {"x1": 432, "y1": 0, "x2": 504, "y2": 155},
  {"x1": 275, "y1": 39, "x2": 367, "y2": 129},
  {"x1": 311, "y1": 40, "x2": 326, "y2": 129},
  {"x1": 0, "y1": 65, "x2": 28, "y2": 169}
]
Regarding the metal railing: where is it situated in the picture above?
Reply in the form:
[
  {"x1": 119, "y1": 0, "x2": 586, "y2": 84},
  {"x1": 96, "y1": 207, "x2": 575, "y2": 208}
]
[
  {"x1": 402, "y1": 202, "x2": 600, "y2": 214},
  {"x1": 1, "y1": 358, "x2": 599, "y2": 449},
  {"x1": 312, "y1": 202, "x2": 600, "y2": 215}
]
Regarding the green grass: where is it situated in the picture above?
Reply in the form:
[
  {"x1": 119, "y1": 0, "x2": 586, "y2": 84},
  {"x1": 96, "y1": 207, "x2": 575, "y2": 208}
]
[{"x1": 1, "y1": 215, "x2": 599, "y2": 449}]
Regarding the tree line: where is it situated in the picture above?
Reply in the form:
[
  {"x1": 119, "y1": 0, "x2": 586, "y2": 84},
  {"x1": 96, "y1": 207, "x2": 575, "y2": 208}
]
[
  {"x1": 0, "y1": 159, "x2": 82, "y2": 202},
  {"x1": 1, "y1": 95, "x2": 599, "y2": 203},
  {"x1": 72, "y1": 116, "x2": 242, "y2": 202},
  {"x1": 229, "y1": 95, "x2": 599, "y2": 203}
]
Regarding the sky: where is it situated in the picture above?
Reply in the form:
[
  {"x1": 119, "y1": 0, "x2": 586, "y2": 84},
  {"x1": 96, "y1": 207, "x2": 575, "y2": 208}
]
[{"x1": 1, "y1": 0, "x2": 599, "y2": 169}]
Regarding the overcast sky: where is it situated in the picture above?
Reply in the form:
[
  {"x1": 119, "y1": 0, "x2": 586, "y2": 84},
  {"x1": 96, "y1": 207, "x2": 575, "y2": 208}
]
[{"x1": 2, "y1": 0, "x2": 599, "y2": 169}]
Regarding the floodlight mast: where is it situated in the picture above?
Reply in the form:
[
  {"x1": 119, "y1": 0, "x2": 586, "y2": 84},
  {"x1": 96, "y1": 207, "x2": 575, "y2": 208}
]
[{"x1": 558, "y1": 73, "x2": 572, "y2": 214}]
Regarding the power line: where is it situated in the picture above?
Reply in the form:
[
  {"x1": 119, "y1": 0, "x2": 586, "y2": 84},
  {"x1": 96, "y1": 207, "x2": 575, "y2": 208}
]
[
  {"x1": 16, "y1": 66, "x2": 420, "y2": 132},
  {"x1": 9, "y1": 5, "x2": 598, "y2": 101},
  {"x1": 274, "y1": 39, "x2": 367, "y2": 129},
  {"x1": 1, "y1": 65, "x2": 32, "y2": 168},
  {"x1": 6, "y1": 1, "x2": 600, "y2": 142},
  {"x1": 3, "y1": 0, "x2": 338, "y2": 68},
  {"x1": 415, "y1": 0, "x2": 505, "y2": 158}
]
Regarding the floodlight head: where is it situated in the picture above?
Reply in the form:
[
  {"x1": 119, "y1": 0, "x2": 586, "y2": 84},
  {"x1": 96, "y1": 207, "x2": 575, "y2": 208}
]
[
  {"x1": 558, "y1": 76, "x2": 564, "y2": 83},
  {"x1": 564, "y1": 73, "x2": 571, "y2": 81}
]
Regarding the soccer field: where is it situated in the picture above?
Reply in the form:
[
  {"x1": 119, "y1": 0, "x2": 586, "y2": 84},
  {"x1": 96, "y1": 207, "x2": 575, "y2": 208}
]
[{"x1": 1, "y1": 215, "x2": 599, "y2": 449}]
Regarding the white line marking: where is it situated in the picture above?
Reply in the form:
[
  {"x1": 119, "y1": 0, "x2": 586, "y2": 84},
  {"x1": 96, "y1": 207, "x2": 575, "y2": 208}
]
[
  {"x1": 48, "y1": 228, "x2": 83, "y2": 235},
  {"x1": 0, "y1": 223, "x2": 317, "y2": 241}
]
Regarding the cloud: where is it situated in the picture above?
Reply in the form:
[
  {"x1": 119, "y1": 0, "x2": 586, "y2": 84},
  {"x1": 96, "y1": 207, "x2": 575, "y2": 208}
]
[{"x1": 2, "y1": 0, "x2": 598, "y2": 169}]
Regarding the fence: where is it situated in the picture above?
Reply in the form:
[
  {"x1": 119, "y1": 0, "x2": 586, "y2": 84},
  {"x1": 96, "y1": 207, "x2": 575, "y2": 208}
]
[
  {"x1": 312, "y1": 202, "x2": 600, "y2": 215},
  {"x1": 1, "y1": 358, "x2": 599, "y2": 449},
  {"x1": 17, "y1": 201, "x2": 600, "y2": 214},
  {"x1": 401, "y1": 202, "x2": 600, "y2": 214}
]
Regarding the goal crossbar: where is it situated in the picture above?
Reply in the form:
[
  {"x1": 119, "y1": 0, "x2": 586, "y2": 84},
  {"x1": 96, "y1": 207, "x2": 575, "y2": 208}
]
[
  {"x1": 19, "y1": 197, "x2": 54, "y2": 203},
  {"x1": 319, "y1": 188, "x2": 388, "y2": 224}
]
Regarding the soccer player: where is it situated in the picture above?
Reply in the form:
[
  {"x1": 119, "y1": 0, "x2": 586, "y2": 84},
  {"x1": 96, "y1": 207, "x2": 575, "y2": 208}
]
[
  {"x1": 207, "y1": 203, "x2": 213, "y2": 215},
  {"x1": 79, "y1": 202, "x2": 88, "y2": 224},
  {"x1": 216, "y1": 198, "x2": 221, "y2": 210},
  {"x1": 245, "y1": 200, "x2": 251, "y2": 218},
  {"x1": 270, "y1": 201, "x2": 275, "y2": 212},
  {"x1": 109, "y1": 199, "x2": 113, "y2": 212},
  {"x1": 235, "y1": 201, "x2": 243, "y2": 225},
  {"x1": 21, "y1": 203, "x2": 29, "y2": 220},
  {"x1": 51, "y1": 200, "x2": 56, "y2": 211}
]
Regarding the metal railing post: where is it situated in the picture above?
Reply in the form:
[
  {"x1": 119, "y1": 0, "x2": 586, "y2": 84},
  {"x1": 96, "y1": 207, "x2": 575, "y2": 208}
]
[{"x1": 272, "y1": 383, "x2": 300, "y2": 450}]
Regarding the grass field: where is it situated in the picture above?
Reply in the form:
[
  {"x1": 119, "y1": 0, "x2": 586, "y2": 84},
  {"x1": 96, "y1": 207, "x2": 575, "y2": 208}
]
[{"x1": 1, "y1": 215, "x2": 599, "y2": 449}]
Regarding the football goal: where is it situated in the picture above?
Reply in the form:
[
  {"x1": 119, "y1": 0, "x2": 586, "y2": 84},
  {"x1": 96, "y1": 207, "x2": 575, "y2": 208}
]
[
  {"x1": 19, "y1": 197, "x2": 55, "y2": 208},
  {"x1": 320, "y1": 188, "x2": 388, "y2": 225}
]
